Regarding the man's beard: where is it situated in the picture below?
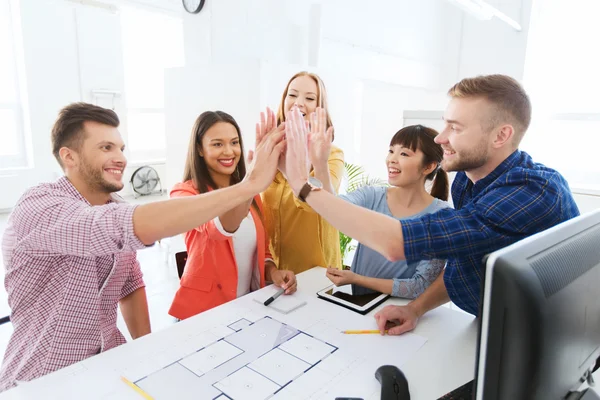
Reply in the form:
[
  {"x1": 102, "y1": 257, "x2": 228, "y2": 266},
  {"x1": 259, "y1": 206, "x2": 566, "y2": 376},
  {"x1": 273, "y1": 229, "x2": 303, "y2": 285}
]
[
  {"x1": 80, "y1": 157, "x2": 123, "y2": 194},
  {"x1": 441, "y1": 140, "x2": 489, "y2": 173}
]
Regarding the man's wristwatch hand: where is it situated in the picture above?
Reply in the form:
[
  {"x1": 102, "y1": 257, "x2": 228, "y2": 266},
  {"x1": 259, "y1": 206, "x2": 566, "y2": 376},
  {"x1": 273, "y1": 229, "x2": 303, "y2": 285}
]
[{"x1": 298, "y1": 177, "x2": 323, "y2": 202}]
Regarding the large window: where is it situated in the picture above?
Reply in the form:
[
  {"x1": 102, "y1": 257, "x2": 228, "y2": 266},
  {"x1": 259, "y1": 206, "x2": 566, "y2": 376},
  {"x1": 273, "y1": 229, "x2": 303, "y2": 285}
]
[
  {"x1": 120, "y1": 5, "x2": 185, "y2": 162},
  {"x1": 0, "y1": 0, "x2": 27, "y2": 170},
  {"x1": 522, "y1": 0, "x2": 600, "y2": 191}
]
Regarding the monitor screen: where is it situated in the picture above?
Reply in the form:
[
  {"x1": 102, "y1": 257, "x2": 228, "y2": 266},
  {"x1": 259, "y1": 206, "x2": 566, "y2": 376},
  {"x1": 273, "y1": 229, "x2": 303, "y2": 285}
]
[{"x1": 475, "y1": 210, "x2": 600, "y2": 400}]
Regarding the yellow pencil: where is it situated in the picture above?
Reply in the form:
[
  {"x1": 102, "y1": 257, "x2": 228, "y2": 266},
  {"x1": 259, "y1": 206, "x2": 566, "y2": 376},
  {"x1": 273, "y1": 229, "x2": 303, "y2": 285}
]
[
  {"x1": 121, "y1": 376, "x2": 154, "y2": 400},
  {"x1": 341, "y1": 329, "x2": 387, "y2": 334}
]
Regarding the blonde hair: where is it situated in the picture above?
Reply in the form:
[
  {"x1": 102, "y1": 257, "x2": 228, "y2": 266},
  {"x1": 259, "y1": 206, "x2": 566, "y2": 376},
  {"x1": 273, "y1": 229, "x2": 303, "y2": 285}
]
[
  {"x1": 276, "y1": 71, "x2": 334, "y2": 141},
  {"x1": 448, "y1": 74, "x2": 531, "y2": 144}
]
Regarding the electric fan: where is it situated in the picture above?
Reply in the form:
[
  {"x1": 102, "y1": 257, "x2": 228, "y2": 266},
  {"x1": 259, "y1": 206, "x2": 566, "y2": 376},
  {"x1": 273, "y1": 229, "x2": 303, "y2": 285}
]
[{"x1": 130, "y1": 166, "x2": 163, "y2": 198}]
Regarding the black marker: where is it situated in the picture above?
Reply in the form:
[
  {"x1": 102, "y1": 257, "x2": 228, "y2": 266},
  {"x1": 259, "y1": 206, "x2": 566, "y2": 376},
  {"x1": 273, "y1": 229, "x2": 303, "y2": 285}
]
[{"x1": 264, "y1": 288, "x2": 285, "y2": 306}]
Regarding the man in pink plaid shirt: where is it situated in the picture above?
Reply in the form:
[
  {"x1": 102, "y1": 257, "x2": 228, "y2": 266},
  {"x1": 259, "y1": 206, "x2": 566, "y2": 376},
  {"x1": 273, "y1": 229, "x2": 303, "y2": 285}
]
[{"x1": 0, "y1": 103, "x2": 287, "y2": 391}]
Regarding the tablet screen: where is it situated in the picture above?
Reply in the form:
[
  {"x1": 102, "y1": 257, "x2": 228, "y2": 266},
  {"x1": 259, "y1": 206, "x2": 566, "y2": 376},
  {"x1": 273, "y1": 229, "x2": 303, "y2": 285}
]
[
  {"x1": 322, "y1": 287, "x2": 383, "y2": 307},
  {"x1": 316, "y1": 284, "x2": 389, "y2": 314}
]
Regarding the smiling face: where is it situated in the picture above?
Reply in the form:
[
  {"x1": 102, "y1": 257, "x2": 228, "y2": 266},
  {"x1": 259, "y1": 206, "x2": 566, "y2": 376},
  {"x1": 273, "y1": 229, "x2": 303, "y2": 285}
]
[
  {"x1": 199, "y1": 121, "x2": 241, "y2": 186},
  {"x1": 75, "y1": 121, "x2": 127, "y2": 193},
  {"x1": 436, "y1": 97, "x2": 494, "y2": 173},
  {"x1": 386, "y1": 144, "x2": 431, "y2": 187},
  {"x1": 283, "y1": 75, "x2": 319, "y2": 121}
]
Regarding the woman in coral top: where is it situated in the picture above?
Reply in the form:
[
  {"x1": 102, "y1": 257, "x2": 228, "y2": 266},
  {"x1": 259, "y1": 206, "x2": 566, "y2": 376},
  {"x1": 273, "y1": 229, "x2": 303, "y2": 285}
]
[
  {"x1": 169, "y1": 110, "x2": 297, "y2": 320},
  {"x1": 262, "y1": 71, "x2": 344, "y2": 274}
]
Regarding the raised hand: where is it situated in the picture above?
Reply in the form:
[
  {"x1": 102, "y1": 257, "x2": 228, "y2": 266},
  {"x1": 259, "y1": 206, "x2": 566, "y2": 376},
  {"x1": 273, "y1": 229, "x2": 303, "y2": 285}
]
[
  {"x1": 308, "y1": 107, "x2": 333, "y2": 169},
  {"x1": 255, "y1": 107, "x2": 278, "y2": 145},
  {"x1": 244, "y1": 108, "x2": 286, "y2": 193},
  {"x1": 284, "y1": 107, "x2": 311, "y2": 194},
  {"x1": 255, "y1": 108, "x2": 289, "y2": 178}
]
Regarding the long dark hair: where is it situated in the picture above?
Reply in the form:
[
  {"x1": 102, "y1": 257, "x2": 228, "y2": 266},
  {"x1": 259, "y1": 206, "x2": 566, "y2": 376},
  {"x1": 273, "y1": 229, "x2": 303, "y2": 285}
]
[
  {"x1": 389, "y1": 124, "x2": 449, "y2": 201},
  {"x1": 183, "y1": 110, "x2": 260, "y2": 213}
]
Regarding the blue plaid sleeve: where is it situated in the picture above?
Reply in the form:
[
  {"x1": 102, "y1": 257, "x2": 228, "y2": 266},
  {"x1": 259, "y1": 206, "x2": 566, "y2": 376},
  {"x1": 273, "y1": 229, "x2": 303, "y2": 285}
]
[{"x1": 402, "y1": 175, "x2": 569, "y2": 261}]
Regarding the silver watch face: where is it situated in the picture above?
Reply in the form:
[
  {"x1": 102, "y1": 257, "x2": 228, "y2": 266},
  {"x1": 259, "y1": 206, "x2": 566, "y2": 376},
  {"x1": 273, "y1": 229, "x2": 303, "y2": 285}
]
[{"x1": 308, "y1": 176, "x2": 323, "y2": 189}]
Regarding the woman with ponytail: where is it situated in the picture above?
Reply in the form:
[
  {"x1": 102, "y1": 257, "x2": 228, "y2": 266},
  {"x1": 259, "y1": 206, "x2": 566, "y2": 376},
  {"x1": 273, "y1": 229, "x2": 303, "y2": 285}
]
[{"x1": 326, "y1": 125, "x2": 450, "y2": 299}]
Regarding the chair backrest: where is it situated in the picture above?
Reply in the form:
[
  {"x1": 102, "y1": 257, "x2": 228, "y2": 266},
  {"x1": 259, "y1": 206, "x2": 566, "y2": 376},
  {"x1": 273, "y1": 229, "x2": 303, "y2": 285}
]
[{"x1": 175, "y1": 251, "x2": 188, "y2": 279}]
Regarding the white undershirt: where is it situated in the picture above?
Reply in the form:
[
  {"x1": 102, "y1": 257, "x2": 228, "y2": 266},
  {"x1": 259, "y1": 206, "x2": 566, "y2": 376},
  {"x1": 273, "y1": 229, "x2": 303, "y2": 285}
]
[{"x1": 214, "y1": 213, "x2": 258, "y2": 297}]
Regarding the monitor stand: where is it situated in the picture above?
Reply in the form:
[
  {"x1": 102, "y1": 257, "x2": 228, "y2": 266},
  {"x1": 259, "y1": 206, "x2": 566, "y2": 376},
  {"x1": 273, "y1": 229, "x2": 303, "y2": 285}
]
[
  {"x1": 566, "y1": 368, "x2": 600, "y2": 400},
  {"x1": 566, "y1": 390, "x2": 600, "y2": 400}
]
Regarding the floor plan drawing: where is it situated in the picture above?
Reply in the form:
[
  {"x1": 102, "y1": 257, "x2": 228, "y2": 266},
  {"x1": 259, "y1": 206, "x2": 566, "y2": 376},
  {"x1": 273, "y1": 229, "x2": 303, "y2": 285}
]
[{"x1": 131, "y1": 316, "x2": 338, "y2": 400}]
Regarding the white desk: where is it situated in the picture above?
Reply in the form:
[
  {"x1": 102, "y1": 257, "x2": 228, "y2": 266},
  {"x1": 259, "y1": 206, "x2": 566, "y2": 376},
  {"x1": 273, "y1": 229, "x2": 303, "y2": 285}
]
[{"x1": 0, "y1": 267, "x2": 478, "y2": 400}]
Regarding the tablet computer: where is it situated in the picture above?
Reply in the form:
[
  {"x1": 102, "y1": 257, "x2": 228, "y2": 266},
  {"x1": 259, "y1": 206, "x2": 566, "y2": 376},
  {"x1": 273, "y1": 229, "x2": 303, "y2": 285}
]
[{"x1": 316, "y1": 284, "x2": 389, "y2": 315}]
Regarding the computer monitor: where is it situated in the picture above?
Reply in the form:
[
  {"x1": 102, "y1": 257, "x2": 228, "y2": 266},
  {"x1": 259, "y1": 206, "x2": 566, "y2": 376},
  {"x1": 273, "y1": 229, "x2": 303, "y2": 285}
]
[{"x1": 475, "y1": 209, "x2": 600, "y2": 400}]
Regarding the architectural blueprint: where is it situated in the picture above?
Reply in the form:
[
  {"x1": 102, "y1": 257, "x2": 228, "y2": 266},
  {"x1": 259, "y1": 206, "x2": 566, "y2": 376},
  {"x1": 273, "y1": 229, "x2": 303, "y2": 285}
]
[
  {"x1": 131, "y1": 316, "x2": 338, "y2": 400},
  {"x1": 11, "y1": 288, "x2": 428, "y2": 400}
]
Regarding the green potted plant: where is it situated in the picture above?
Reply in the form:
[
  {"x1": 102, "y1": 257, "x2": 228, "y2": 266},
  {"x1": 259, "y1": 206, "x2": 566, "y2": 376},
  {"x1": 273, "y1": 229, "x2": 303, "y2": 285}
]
[{"x1": 339, "y1": 162, "x2": 387, "y2": 268}]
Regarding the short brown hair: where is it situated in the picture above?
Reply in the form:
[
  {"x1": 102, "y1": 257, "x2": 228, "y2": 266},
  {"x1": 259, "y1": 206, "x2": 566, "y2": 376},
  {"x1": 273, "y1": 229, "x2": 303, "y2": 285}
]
[
  {"x1": 51, "y1": 102, "x2": 119, "y2": 167},
  {"x1": 276, "y1": 71, "x2": 335, "y2": 141},
  {"x1": 448, "y1": 74, "x2": 531, "y2": 144}
]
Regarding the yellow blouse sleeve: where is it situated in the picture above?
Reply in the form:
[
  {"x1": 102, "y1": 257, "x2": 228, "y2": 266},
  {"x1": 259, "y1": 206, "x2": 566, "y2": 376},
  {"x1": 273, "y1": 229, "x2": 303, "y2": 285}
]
[{"x1": 327, "y1": 146, "x2": 345, "y2": 194}]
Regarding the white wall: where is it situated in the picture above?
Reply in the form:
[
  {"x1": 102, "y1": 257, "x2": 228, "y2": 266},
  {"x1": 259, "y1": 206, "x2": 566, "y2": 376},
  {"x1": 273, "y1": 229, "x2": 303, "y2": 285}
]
[
  {"x1": 457, "y1": 0, "x2": 533, "y2": 80},
  {"x1": 11, "y1": 0, "x2": 591, "y2": 212},
  {"x1": 164, "y1": 62, "x2": 262, "y2": 190},
  {"x1": 573, "y1": 193, "x2": 600, "y2": 215},
  {"x1": 357, "y1": 82, "x2": 451, "y2": 178},
  {"x1": 318, "y1": 0, "x2": 463, "y2": 89},
  {"x1": 165, "y1": 0, "x2": 535, "y2": 184},
  {"x1": 165, "y1": 0, "x2": 468, "y2": 186}
]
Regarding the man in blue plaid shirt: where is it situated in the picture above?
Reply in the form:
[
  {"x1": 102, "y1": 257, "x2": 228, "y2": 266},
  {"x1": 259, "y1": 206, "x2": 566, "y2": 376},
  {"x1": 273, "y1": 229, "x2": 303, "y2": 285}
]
[{"x1": 283, "y1": 74, "x2": 580, "y2": 335}]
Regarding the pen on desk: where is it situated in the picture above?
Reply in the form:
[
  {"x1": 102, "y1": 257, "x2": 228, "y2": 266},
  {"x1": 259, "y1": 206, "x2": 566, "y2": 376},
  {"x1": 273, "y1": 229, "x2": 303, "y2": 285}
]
[
  {"x1": 264, "y1": 288, "x2": 285, "y2": 306},
  {"x1": 341, "y1": 330, "x2": 388, "y2": 334},
  {"x1": 121, "y1": 376, "x2": 154, "y2": 400}
]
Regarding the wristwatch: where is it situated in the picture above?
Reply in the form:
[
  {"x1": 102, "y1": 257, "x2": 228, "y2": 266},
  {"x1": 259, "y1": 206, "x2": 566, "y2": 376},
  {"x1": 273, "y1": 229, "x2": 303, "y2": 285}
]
[{"x1": 298, "y1": 177, "x2": 323, "y2": 202}]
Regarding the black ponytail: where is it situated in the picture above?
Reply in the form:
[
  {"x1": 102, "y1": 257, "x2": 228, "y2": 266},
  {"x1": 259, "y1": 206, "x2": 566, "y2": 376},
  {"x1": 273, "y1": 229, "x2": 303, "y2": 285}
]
[{"x1": 429, "y1": 167, "x2": 449, "y2": 201}]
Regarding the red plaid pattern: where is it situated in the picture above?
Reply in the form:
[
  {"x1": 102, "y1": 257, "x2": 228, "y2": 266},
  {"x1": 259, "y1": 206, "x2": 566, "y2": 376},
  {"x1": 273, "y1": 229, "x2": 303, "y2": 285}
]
[{"x1": 0, "y1": 177, "x2": 147, "y2": 391}]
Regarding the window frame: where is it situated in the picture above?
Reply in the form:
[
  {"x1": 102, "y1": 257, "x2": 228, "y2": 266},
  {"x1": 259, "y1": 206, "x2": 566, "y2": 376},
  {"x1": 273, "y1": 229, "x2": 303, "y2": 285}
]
[
  {"x1": 522, "y1": 0, "x2": 600, "y2": 193},
  {"x1": 119, "y1": 2, "x2": 185, "y2": 163},
  {"x1": 0, "y1": 0, "x2": 29, "y2": 171}
]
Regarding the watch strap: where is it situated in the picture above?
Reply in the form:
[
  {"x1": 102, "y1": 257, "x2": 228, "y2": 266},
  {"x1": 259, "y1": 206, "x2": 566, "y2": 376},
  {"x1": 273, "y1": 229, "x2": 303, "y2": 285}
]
[{"x1": 298, "y1": 181, "x2": 312, "y2": 202}]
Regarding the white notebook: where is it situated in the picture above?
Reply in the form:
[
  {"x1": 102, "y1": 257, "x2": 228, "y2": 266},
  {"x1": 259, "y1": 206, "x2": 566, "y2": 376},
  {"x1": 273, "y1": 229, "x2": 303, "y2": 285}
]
[{"x1": 253, "y1": 285, "x2": 307, "y2": 314}]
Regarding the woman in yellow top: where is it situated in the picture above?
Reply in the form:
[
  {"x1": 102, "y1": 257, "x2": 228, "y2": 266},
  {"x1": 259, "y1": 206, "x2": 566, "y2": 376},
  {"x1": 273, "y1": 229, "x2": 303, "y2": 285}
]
[{"x1": 262, "y1": 71, "x2": 344, "y2": 274}]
